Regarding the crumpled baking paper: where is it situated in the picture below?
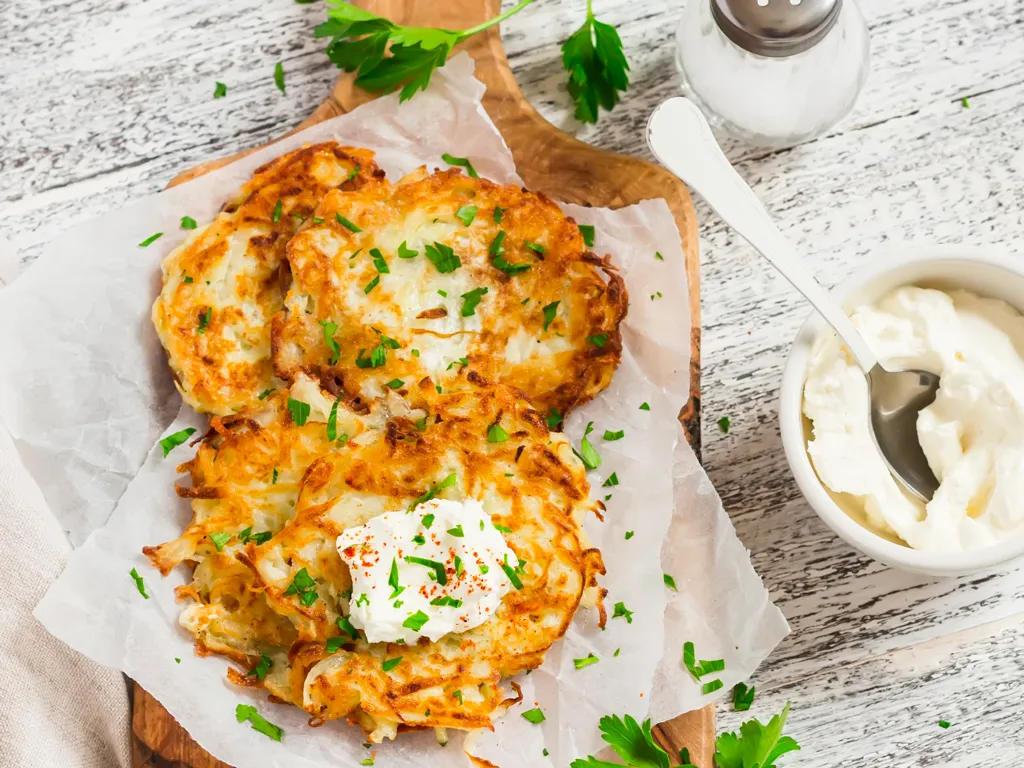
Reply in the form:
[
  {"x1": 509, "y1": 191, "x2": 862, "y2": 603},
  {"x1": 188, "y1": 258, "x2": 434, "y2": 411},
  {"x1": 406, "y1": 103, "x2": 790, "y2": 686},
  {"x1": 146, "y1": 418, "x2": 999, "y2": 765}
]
[{"x1": 18, "y1": 55, "x2": 788, "y2": 767}]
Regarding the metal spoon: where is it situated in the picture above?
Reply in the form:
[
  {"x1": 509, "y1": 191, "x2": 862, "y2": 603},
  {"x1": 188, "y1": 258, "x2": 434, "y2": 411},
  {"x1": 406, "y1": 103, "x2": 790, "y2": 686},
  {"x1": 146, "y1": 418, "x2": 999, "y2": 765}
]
[{"x1": 647, "y1": 97, "x2": 940, "y2": 502}]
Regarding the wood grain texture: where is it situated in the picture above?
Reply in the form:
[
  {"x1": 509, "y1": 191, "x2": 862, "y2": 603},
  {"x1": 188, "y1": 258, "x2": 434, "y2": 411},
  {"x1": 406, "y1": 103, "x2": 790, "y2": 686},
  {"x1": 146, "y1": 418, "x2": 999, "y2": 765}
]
[
  {"x1": 5, "y1": 0, "x2": 1024, "y2": 765},
  {"x1": 134, "y1": 1, "x2": 706, "y2": 766}
]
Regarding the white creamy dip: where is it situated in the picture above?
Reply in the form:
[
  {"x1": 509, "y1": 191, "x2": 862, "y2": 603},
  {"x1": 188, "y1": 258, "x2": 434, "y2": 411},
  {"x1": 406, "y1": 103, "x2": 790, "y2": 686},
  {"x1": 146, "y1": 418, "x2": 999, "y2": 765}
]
[
  {"x1": 804, "y1": 286, "x2": 1024, "y2": 552},
  {"x1": 335, "y1": 497, "x2": 517, "y2": 643}
]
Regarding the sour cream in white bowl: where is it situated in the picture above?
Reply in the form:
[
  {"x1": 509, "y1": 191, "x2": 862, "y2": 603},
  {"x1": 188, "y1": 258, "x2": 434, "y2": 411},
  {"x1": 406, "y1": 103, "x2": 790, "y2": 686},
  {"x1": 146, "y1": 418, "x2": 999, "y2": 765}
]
[{"x1": 780, "y1": 245, "x2": 1024, "y2": 576}]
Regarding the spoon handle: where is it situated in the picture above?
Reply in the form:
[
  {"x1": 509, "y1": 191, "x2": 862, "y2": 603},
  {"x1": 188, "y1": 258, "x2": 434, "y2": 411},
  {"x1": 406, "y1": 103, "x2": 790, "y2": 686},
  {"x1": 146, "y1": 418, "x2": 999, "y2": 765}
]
[{"x1": 646, "y1": 97, "x2": 877, "y2": 373}]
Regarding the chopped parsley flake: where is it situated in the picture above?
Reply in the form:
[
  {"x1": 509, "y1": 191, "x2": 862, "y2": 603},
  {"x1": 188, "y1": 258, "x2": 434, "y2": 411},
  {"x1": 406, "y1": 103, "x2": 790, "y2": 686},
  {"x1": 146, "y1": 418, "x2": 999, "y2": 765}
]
[
  {"x1": 664, "y1": 573, "x2": 678, "y2": 591},
  {"x1": 939, "y1": 720, "x2": 951, "y2": 729},
  {"x1": 441, "y1": 153, "x2": 479, "y2": 178},
  {"x1": 493, "y1": 206, "x2": 505, "y2": 222},
  {"x1": 385, "y1": 378, "x2": 404, "y2": 389},
  {"x1": 732, "y1": 682, "x2": 756, "y2": 711},
  {"x1": 287, "y1": 398, "x2": 311, "y2": 426},
  {"x1": 447, "y1": 525, "x2": 464, "y2": 537},
  {"x1": 625, "y1": 531, "x2": 634, "y2": 539},
  {"x1": 336, "y1": 213, "x2": 361, "y2": 232},
  {"x1": 337, "y1": 615, "x2": 359, "y2": 640},
  {"x1": 138, "y1": 232, "x2": 163, "y2": 247},
  {"x1": 312, "y1": 216, "x2": 324, "y2": 224},
  {"x1": 578, "y1": 224, "x2": 595, "y2": 247},
  {"x1": 382, "y1": 657, "x2": 403, "y2": 672},
  {"x1": 541, "y1": 300, "x2": 559, "y2": 332},
  {"x1": 327, "y1": 397, "x2": 342, "y2": 441},
  {"x1": 587, "y1": 333, "x2": 608, "y2": 348},
  {"x1": 403, "y1": 610, "x2": 430, "y2": 632},
  {"x1": 413, "y1": 533, "x2": 426, "y2": 545},
  {"x1": 655, "y1": 251, "x2": 664, "y2": 261},
  {"x1": 603, "y1": 429, "x2": 624, "y2": 441},
  {"x1": 258, "y1": 388, "x2": 274, "y2": 400},
  {"x1": 197, "y1": 306, "x2": 212, "y2": 334},
  {"x1": 271, "y1": 199, "x2": 283, "y2": 223},
  {"x1": 159, "y1": 427, "x2": 196, "y2": 457},
  {"x1": 437, "y1": 289, "x2": 447, "y2": 298},
  {"x1": 501, "y1": 557, "x2": 524, "y2": 590},
  {"x1": 717, "y1": 416, "x2": 731, "y2": 433},
  {"x1": 213, "y1": 82, "x2": 227, "y2": 99},
  {"x1": 180, "y1": 215, "x2": 197, "y2": 230},
  {"x1": 702, "y1": 679, "x2": 724, "y2": 695},
  {"x1": 273, "y1": 61, "x2": 285, "y2": 93},
  {"x1": 398, "y1": 241, "x2": 417, "y2": 259},
  {"x1": 575, "y1": 434, "x2": 602, "y2": 470},
  {"x1": 272, "y1": 467, "x2": 278, "y2": 484},
  {"x1": 129, "y1": 568, "x2": 149, "y2": 599},
  {"x1": 602, "y1": 472, "x2": 619, "y2": 487},
  {"x1": 614, "y1": 648, "x2": 621, "y2": 657},
  {"x1": 235, "y1": 704, "x2": 283, "y2": 742},
  {"x1": 250, "y1": 653, "x2": 273, "y2": 680},
  {"x1": 421, "y1": 513, "x2": 435, "y2": 528},
  {"x1": 460, "y1": 286, "x2": 489, "y2": 316},
  {"x1": 409, "y1": 472, "x2": 457, "y2": 510},
  {"x1": 521, "y1": 707, "x2": 545, "y2": 724},
  {"x1": 525, "y1": 240, "x2": 547, "y2": 254},
  {"x1": 639, "y1": 402, "x2": 651, "y2": 411},
  {"x1": 545, "y1": 407, "x2": 563, "y2": 429},
  {"x1": 318, "y1": 320, "x2": 341, "y2": 365},
  {"x1": 284, "y1": 567, "x2": 317, "y2": 605},
  {"x1": 574, "y1": 653, "x2": 599, "y2": 669},
  {"x1": 494, "y1": 524, "x2": 512, "y2": 533},
  {"x1": 430, "y1": 596, "x2": 463, "y2": 607},
  {"x1": 370, "y1": 248, "x2": 389, "y2": 273},
  {"x1": 487, "y1": 423, "x2": 510, "y2": 443},
  {"x1": 363, "y1": 275, "x2": 380, "y2": 294},
  {"x1": 424, "y1": 241, "x2": 461, "y2": 273},
  {"x1": 404, "y1": 556, "x2": 447, "y2": 586},
  {"x1": 455, "y1": 205, "x2": 477, "y2": 226},
  {"x1": 182, "y1": 274, "x2": 193, "y2": 283},
  {"x1": 209, "y1": 532, "x2": 231, "y2": 552},
  {"x1": 612, "y1": 601, "x2": 633, "y2": 623}
]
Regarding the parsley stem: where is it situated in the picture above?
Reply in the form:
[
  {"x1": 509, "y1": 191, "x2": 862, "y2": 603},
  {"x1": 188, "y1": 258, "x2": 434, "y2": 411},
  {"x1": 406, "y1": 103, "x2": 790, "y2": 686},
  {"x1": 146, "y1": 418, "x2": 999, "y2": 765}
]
[{"x1": 460, "y1": 0, "x2": 537, "y2": 38}]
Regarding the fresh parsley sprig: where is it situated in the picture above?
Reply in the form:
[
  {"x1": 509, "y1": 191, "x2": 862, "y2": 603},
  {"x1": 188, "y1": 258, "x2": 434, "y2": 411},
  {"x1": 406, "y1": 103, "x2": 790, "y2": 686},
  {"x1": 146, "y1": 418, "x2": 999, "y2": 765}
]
[
  {"x1": 561, "y1": 0, "x2": 630, "y2": 123},
  {"x1": 569, "y1": 704, "x2": 800, "y2": 768},
  {"x1": 316, "y1": 0, "x2": 538, "y2": 101}
]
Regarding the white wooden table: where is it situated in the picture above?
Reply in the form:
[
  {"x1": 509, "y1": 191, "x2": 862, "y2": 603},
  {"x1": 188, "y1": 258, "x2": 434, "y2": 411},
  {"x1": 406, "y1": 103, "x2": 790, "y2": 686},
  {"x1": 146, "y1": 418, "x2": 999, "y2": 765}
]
[{"x1": 3, "y1": 0, "x2": 1024, "y2": 764}]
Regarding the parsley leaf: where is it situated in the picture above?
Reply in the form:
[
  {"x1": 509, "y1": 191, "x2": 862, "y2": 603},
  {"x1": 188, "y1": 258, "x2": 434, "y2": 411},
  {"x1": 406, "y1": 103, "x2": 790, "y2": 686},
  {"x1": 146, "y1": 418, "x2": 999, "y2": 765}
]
[
  {"x1": 319, "y1": 320, "x2": 341, "y2": 365},
  {"x1": 455, "y1": 205, "x2": 477, "y2": 225},
  {"x1": 493, "y1": 206, "x2": 505, "y2": 223},
  {"x1": 663, "y1": 573, "x2": 678, "y2": 591},
  {"x1": 568, "y1": 713, "x2": 668, "y2": 768},
  {"x1": 363, "y1": 275, "x2": 381, "y2": 294},
  {"x1": 587, "y1": 333, "x2": 608, "y2": 347},
  {"x1": 611, "y1": 601, "x2": 632, "y2": 623},
  {"x1": 524, "y1": 240, "x2": 547, "y2": 255},
  {"x1": 441, "y1": 153, "x2": 479, "y2": 178},
  {"x1": 398, "y1": 240, "x2": 418, "y2": 259},
  {"x1": 180, "y1": 215, "x2": 198, "y2": 230},
  {"x1": 522, "y1": 707, "x2": 546, "y2": 724},
  {"x1": 337, "y1": 615, "x2": 359, "y2": 640},
  {"x1": 250, "y1": 653, "x2": 273, "y2": 680},
  {"x1": 578, "y1": 224, "x2": 595, "y2": 247},
  {"x1": 284, "y1": 567, "x2": 318, "y2": 606},
  {"x1": 460, "y1": 286, "x2": 488, "y2": 316},
  {"x1": 327, "y1": 396, "x2": 342, "y2": 441},
  {"x1": 159, "y1": 427, "x2": 196, "y2": 457},
  {"x1": 545, "y1": 407, "x2": 563, "y2": 429},
  {"x1": 501, "y1": 556, "x2": 524, "y2": 589},
  {"x1": 487, "y1": 423, "x2": 510, "y2": 443},
  {"x1": 129, "y1": 568, "x2": 149, "y2": 599},
  {"x1": 235, "y1": 704, "x2": 283, "y2": 742},
  {"x1": 213, "y1": 82, "x2": 227, "y2": 99},
  {"x1": 732, "y1": 682, "x2": 756, "y2": 712},
  {"x1": 273, "y1": 62, "x2": 285, "y2": 93},
  {"x1": 602, "y1": 472, "x2": 619, "y2": 487},
  {"x1": 561, "y1": 7, "x2": 630, "y2": 124},
  {"x1": 287, "y1": 398, "x2": 311, "y2": 426},
  {"x1": 541, "y1": 300, "x2": 559, "y2": 332},
  {"x1": 574, "y1": 653, "x2": 599, "y2": 670},
  {"x1": 404, "y1": 557, "x2": 447, "y2": 586},
  {"x1": 603, "y1": 429, "x2": 624, "y2": 441},
  {"x1": 403, "y1": 610, "x2": 430, "y2": 632},
  {"x1": 370, "y1": 247, "x2": 389, "y2": 273},
  {"x1": 939, "y1": 719, "x2": 951, "y2": 729},
  {"x1": 424, "y1": 241, "x2": 461, "y2": 273},
  {"x1": 271, "y1": 199, "x2": 283, "y2": 223},
  {"x1": 447, "y1": 524, "x2": 464, "y2": 537},
  {"x1": 209, "y1": 532, "x2": 232, "y2": 552},
  {"x1": 336, "y1": 212, "x2": 361, "y2": 232},
  {"x1": 639, "y1": 402, "x2": 651, "y2": 411},
  {"x1": 409, "y1": 472, "x2": 456, "y2": 510},
  {"x1": 575, "y1": 433, "x2": 602, "y2": 470},
  {"x1": 197, "y1": 306, "x2": 212, "y2": 334},
  {"x1": 138, "y1": 232, "x2": 163, "y2": 247},
  {"x1": 718, "y1": 416, "x2": 731, "y2": 433},
  {"x1": 382, "y1": 657, "x2": 402, "y2": 672},
  {"x1": 713, "y1": 703, "x2": 799, "y2": 768}
]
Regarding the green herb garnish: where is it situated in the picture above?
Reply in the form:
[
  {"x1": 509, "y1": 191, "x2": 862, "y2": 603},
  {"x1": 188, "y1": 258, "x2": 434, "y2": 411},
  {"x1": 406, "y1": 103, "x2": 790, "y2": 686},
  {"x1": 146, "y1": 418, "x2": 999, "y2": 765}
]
[
  {"x1": 424, "y1": 242, "x2": 461, "y2": 273},
  {"x1": 441, "y1": 153, "x2": 479, "y2": 178},
  {"x1": 129, "y1": 568, "x2": 149, "y2": 599},
  {"x1": 287, "y1": 398, "x2": 311, "y2": 426},
  {"x1": 159, "y1": 427, "x2": 196, "y2": 457},
  {"x1": 235, "y1": 704, "x2": 283, "y2": 742}
]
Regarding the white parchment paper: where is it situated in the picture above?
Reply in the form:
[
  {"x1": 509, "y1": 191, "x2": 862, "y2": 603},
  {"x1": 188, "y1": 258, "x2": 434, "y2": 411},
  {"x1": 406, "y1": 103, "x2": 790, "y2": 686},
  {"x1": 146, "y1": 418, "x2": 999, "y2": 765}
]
[{"x1": 21, "y1": 56, "x2": 788, "y2": 767}]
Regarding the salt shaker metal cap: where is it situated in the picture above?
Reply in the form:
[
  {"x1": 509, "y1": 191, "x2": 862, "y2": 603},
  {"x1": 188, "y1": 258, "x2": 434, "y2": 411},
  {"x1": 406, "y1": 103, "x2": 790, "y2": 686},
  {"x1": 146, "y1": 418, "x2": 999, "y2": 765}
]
[{"x1": 712, "y1": 0, "x2": 842, "y2": 57}]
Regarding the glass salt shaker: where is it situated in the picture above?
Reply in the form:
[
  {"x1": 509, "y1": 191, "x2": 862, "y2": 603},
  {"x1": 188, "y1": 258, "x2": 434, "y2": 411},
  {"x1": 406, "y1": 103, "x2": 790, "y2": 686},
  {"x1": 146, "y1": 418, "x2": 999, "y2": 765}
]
[{"x1": 675, "y1": 0, "x2": 870, "y2": 148}]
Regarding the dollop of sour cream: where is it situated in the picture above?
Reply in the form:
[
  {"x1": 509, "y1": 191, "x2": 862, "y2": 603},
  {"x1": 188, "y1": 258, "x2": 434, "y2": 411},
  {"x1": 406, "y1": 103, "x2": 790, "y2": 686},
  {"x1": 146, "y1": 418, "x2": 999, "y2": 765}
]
[
  {"x1": 804, "y1": 286, "x2": 1024, "y2": 552},
  {"x1": 335, "y1": 498, "x2": 518, "y2": 643}
]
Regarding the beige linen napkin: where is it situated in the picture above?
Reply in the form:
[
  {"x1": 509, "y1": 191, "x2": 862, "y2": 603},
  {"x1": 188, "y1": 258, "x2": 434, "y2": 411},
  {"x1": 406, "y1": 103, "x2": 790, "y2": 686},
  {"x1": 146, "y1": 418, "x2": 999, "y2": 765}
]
[{"x1": 0, "y1": 248, "x2": 131, "y2": 767}]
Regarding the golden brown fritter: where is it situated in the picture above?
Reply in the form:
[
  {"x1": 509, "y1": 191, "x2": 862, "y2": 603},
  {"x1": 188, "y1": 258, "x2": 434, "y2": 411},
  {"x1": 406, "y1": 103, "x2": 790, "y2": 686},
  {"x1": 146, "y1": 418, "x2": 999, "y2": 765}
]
[
  {"x1": 144, "y1": 379, "x2": 604, "y2": 742},
  {"x1": 272, "y1": 168, "x2": 626, "y2": 417},
  {"x1": 152, "y1": 143, "x2": 381, "y2": 415}
]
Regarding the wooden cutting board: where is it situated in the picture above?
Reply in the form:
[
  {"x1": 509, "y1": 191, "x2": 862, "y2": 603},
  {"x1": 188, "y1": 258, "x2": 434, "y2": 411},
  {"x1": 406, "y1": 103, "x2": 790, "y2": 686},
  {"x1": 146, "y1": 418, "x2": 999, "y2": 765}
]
[{"x1": 138, "y1": 0, "x2": 709, "y2": 765}]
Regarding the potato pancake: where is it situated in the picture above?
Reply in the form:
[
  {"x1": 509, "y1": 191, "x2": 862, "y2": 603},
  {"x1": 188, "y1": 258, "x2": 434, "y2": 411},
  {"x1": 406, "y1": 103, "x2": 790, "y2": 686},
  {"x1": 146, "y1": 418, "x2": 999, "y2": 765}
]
[
  {"x1": 152, "y1": 143, "x2": 380, "y2": 415},
  {"x1": 272, "y1": 168, "x2": 627, "y2": 417},
  {"x1": 144, "y1": 378, "x2": 604, "y2": 741}
]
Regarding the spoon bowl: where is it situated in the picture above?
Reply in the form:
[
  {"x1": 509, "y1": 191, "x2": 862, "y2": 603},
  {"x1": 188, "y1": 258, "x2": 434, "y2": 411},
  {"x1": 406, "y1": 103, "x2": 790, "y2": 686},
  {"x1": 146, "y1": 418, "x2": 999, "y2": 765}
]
[{"x1": 646, "y1": 96, "x2": 941, "y2": 502}]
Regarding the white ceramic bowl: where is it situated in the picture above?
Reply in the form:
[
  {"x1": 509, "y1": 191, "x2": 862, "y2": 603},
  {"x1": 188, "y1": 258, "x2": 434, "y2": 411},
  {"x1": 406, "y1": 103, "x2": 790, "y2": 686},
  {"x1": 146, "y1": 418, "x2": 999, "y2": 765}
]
[{"x1": 779, "y1": 244, "x2": 1024, "y2": 577}]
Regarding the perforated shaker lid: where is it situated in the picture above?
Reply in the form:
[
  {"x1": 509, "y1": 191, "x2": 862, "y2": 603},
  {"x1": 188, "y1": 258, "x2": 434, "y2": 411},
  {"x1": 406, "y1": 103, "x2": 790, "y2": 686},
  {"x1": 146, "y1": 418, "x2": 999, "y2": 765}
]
[{"x1": 711, "y1": 0, "x2": 843, "y2": 57}]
